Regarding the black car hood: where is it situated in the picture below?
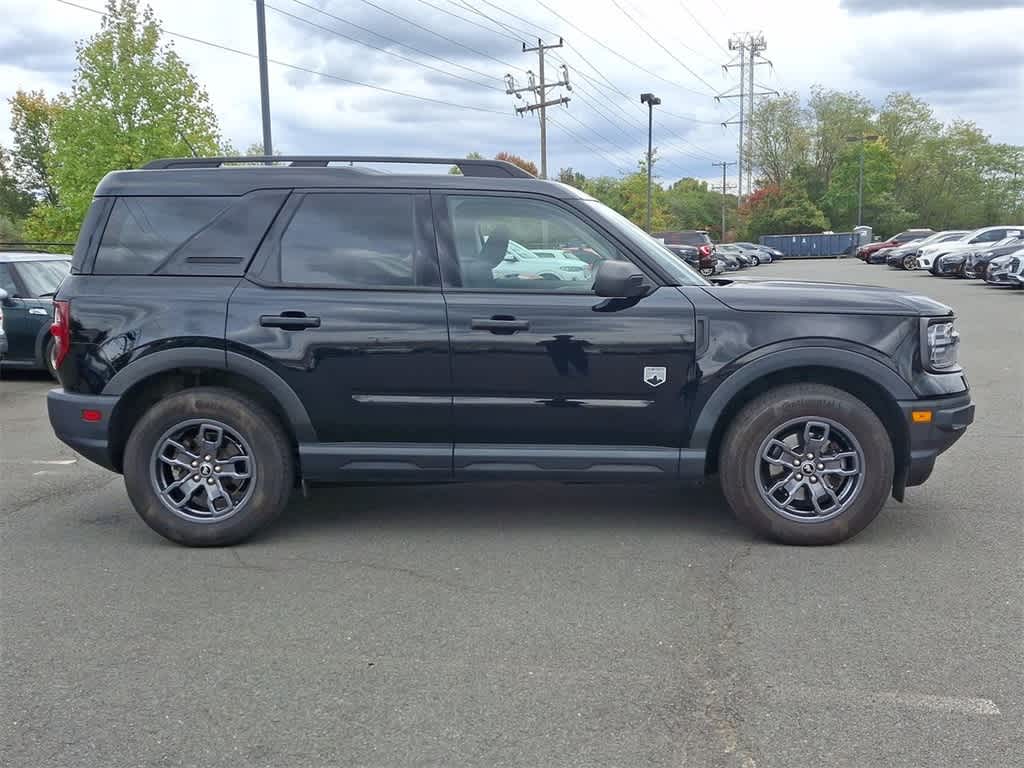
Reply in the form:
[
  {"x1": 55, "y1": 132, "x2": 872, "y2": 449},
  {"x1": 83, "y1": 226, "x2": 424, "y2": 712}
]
[{"x1": 701, "y1": 278, "x2": 953, "y2": 316}]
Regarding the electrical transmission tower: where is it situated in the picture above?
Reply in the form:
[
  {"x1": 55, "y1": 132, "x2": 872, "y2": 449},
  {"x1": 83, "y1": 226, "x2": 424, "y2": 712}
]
[
  {"x1": 505, "y1": 38, "x2": 571, "y2": 179},
  {"x1": 712, "y1": 161, "x2": 737, "y2": 239},
  {"x1": 716, "y1": 33, "x2": 777, "y2": 199}
]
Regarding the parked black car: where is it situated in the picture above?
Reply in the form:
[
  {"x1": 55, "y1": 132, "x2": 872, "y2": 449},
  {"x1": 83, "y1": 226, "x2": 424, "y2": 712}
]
[
  {"x1": 930, "y1": 252, "x2": 968, "y2": 277},
  {"x1": 48, "y1": 155, "x2": 973, "y2": 548},
  {"x1": 663, "y1": 244, "x2": 717, "y2": 277},
  {"x1": 962, "y1": 238, "x2": 1024, "y2": 279},
  {"x1": 0, "y1": 252, "x2": 70, "y2": 377},
  {"x1": 885, "y1": 231, "x2": 968, "y2": 270}
]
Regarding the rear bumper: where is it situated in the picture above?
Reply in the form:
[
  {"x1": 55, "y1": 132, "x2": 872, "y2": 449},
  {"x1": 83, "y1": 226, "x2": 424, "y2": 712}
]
[
  {"x1": 47, "y1": 388, "x2": 119, "y2": 472},
  {"x1": 897, "y1": 391, "x2": 974, "y2": 490}
]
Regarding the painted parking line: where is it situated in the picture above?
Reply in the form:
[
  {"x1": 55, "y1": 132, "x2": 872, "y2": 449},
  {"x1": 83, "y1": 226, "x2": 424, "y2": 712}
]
[{"x1": 775, "y1": 684, "x2": 1001, "y2": 716}]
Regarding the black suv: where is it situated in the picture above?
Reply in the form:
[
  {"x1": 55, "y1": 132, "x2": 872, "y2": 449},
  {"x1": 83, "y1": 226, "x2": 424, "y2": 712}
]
[{"x1": 48, "y1": 156, "x2": 974, "y2": 547}]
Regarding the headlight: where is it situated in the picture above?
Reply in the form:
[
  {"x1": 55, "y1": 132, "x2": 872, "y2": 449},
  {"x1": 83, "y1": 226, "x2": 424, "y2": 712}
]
[{"x1": 922, "y1": 319, "x2": 960, "y2": 371}]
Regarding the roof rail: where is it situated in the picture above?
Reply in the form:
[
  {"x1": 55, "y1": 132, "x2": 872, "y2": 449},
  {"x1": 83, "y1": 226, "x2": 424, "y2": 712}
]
[{"x1": 142, "y1": 156, "x2": 534, "y2": 178}]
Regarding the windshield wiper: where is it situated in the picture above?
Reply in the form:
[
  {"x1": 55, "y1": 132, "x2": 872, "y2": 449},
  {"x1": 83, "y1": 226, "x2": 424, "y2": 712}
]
[{"x1": 35, "y1": 291, "x2": 58, "y2": 298}]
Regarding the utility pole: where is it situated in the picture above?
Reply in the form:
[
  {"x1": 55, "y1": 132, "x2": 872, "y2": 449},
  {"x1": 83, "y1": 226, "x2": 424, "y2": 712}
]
[
  {"x1": 506, "y1": 39, "x2": 571, "y2": 179},
  {"x1": 845, "y1": 134, "x2": 880, "y2": 226},
  {"x1": 717, "y1": 33, "x2": 776, "y2": 200},
  {"x1": 712, "y1": 161, "x2": 737, "y2": 240},
  {"x1": 641, "y1": 93, "x2": 661, "y2": 232},
  {"x1": 255, "y1": 0, "x2": 273, "y2": 157}
]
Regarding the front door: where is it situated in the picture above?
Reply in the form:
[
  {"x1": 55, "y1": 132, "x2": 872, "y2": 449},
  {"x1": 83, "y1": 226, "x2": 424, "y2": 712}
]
[
  {"x1": 434, "y1": 192, "x2": 697, "y2": 480},
  {"x1": 226, "y1": 190, "x2": 452, "y2": 480}
]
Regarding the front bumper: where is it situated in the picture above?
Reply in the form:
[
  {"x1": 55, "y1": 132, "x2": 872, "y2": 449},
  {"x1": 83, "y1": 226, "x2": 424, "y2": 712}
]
[
  {"x1": 47, "y1": 388, "x2": 119, "y2": 472},
  {"x1": 897, "y1": 390, "x2": 974, "y2": 492}
]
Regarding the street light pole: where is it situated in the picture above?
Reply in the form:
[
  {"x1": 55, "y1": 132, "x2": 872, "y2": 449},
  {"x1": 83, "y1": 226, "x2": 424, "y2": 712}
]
[
  {"x1": 255, "y1": 0, "x2": 273, "y2": 157},
  {"x1": 846, "y1": 134, "x2": 879, "y2": 227},
  {"x1": 640, "y1": 93, "x2": 661, "y2": 232}
]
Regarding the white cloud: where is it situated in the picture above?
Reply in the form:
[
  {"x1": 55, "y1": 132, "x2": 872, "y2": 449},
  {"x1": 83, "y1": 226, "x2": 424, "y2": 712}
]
[{"x1": 0, "y1": 0, "x2": 1021, "y2": 188}]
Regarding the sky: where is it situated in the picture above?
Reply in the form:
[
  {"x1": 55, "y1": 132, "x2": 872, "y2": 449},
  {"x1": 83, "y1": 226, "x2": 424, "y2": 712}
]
[{"x1": 1, "y1": 0, "x2": 1022, "y2": 188}]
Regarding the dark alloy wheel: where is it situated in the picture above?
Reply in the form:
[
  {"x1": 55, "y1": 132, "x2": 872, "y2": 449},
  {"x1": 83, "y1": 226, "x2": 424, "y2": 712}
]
[
  {"x1": 719, "y1": 383, "x2": 894, "y2": 545},
  {"x1": 903, "y1": 254, "x2": 917, "y2": 270},
  {"x1": 124, "y1": 387, "x2": 294, "y2": 546},
  {"x1": 150, "y1": 419, "x2": 256, "y2": 523},
  {"x1": 699, "y1": 265, "x2": 715, "y2": 277},
  {"x1": 755, "y1": 417, "x2": 865, "y2": 522}
]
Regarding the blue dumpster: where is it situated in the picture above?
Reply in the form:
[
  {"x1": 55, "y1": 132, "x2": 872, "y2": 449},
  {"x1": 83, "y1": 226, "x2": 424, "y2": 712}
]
[{"x1": 760, "y1": 232, "x2": 857, "y2": 258}]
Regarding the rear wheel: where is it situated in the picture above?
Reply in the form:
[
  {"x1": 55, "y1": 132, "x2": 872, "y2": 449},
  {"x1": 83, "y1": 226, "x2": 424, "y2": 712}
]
[
  {"x1": 44, "y1": 337, "x2": 58, "y2": 380},
  {"x1": 699, "y1": 265, "x2": 715, "y2": 277},
  {"x1": 123, "y1": 387, "x2": 294, "y2": 546},
  {"x1": 750, "y1": 254, "x2": 761, "y2": 266},
  {"x1": 719, "y1": 384, "x2": 894, "y2": 545}
]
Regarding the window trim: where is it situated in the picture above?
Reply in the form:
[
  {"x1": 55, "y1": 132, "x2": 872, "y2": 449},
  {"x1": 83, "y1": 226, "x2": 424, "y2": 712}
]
[
  {"x1": 431, "y1": 190, "x2": 665, "y2": 294},
  {"x1": 249, "y1": 188, "x2": 442, "y2": 292}
]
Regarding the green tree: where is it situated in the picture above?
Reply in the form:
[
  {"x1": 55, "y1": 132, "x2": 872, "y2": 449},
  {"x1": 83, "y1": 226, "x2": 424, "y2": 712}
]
[
  {"x1": 25, "y1": 0, "x2": 223, "y2": 242},
  {"x1": 821, "y1": 140, "x2": 899, "y2": 231},
  {"x1": 0, "y1": 146, "x2": 35, "y2": 227},
  {"x1": 663, "y1": 177, "x2": 730, "y2": 238},
  {"x1": 741, "y1": 182, "x2": 829, "y2": 240},
  {"x1": 449, "y1": 150, "x2": 483, "y2": 174},
  {"x1": 807, "y1": 86, "x2": 874, "y2": 194},
  {"x1": 557, "y1": 167, "x2": 587, "y2": 188},
  {"x1": 8, "y1": 90, "x2": 62, "y2": 205},
  {"x1": 749, "y1": 91, "x2": 810, "y2": 187}
]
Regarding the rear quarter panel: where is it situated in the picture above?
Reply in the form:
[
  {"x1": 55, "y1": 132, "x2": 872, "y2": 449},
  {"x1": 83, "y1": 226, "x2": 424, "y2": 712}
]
[{"x1": 57, "y1": 275, "x2": 238, "y2": 393}]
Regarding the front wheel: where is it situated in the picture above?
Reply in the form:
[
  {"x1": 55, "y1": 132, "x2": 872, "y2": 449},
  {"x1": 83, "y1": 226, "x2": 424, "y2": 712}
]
[
  {"x1": 44, "y1": 336, "x2": 59, "y2": 381},
  {"x1": 903, "y1": 254, "x2": 917, "y2": 270},
  {"x1": 699, "y1": 265, "x2": 716, "y2": 277},
  {"x1": 123, "y1": 387, "x2": 294, "y2": 546},
  {"x1": 719, "y1": 384, "x2": 894, "y2": 545},
  {"x1": 750, "y1": 254, "x2": 761, "y2": 266}
]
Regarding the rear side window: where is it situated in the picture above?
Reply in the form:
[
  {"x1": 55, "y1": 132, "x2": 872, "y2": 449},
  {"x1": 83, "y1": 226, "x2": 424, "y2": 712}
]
[
  {"x1": 95, "y1": 197, "x2": 231, "y2": 274},
  {"x1": 279, "y1": 193, "x2": 417, "y2": 288}
]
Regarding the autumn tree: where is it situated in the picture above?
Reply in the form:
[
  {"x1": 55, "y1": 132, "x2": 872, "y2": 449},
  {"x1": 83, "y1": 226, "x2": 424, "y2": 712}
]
[
  {"x1": 494, "y1": 152, "x2": 538, "y2": 177},
  {"x1": 8, "y1": 90, "x2": 62, "y2": 206},
  {"x1": 25, "y1": 0, "x2": 223, "y2": 242}
]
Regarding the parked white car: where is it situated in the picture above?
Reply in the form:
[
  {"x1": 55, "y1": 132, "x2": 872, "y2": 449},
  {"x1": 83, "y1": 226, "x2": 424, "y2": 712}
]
[
  {"x1": 493, "y1": 239, "x2": 592, "y2": 282},
  {"x1": 916, "y1": 225, "x2": 1024, "y2": 269},
  {"x1": 984, "y1": 248, "x2": 1024, "y2": 287}
]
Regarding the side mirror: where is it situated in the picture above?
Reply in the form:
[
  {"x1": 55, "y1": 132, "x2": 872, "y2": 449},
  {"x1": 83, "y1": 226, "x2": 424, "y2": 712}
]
[
  {"x1": 593, "y1": 260, "x2": 651, "y2": 298},
  {"x1": 0, "y1": 288, "x2": 10, "y2": 305}
]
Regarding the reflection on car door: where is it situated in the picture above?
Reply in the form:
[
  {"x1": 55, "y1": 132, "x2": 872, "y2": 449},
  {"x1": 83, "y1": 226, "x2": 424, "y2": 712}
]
[{"x1": 433, "y1": 192, "x2": 698, "y2": 480}]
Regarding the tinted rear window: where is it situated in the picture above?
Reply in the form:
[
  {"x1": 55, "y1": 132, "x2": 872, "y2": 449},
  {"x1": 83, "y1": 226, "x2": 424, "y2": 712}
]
[
  {"x1": 95, "y1": 197, "x2": 231, "y2": 274},
  {"x1": 279, "y1": 193, "x2": 417, "y2": 287}
]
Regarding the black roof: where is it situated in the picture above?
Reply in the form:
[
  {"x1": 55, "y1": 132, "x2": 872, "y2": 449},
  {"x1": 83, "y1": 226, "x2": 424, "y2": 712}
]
[
  {"x1": 94, "y1": 155, "x2": 592, "y2": 200},
  {"x1": 0, "y1": 252, "x2": 71, "y2": 263}
]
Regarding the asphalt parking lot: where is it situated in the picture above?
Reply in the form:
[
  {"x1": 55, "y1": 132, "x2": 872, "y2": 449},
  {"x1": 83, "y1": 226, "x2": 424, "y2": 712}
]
[{"x1": 2, "y1": 259, "x2": 1021, "y2": 768}]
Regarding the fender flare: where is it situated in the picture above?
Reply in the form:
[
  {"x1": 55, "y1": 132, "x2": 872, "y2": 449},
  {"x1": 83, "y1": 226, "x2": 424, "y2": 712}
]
[
  {"x1": 33, "y1": 322, "x2": 53, "y2": 368},
  {"x1": 103, "y1": 347, "x2": 317, "y2": 442},
  {"x1": 689, "y1": 346, "x2": 914, "y2": 450}
]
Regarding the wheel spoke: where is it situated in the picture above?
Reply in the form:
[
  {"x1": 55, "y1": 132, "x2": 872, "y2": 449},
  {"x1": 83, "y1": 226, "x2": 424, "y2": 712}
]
[
  {"x1": 165, "y1": 439, "x2": 199, "y2": 462},
  {"x1": 198, "y1": 423, "x2": 225, "y2": 457},
  {"x1": 808, "y1": 482, "x2": 839, "y2": 516},
  {"x1": 761, "y1": 438, "x2": 803, "y2": 467},
  {"x1": 802, "y1": 421, "x2": 831, "y2": 455},
  {"x1": 215, "y1": 455, "x2": 251, "y2": 480},
  {"x1": 768, "y1": 475, "x2": 803, "y2": 506},
  {"x1": 158, "y1": 453, "x2": 195, "y2": 471},
  {"x1": 161, "y1": 476, "x2": 201, "y2": 509},
  {"x1": 203, "y1": 478, "x2": 234, "y2": 516},
  {"x1": 820, "y1": 451, "x2": 860, "y2": 477}
]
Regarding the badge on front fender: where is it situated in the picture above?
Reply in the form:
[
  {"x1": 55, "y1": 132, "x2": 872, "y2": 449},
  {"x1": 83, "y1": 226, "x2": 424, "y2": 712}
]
[{"x1": 644, "y1": 366, "x2": 667, "y2": 387}]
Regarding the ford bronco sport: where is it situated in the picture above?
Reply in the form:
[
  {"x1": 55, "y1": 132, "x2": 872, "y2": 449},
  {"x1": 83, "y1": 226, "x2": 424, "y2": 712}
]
[{"x1": 47, "y1": 156, "x2": 974, "y2": 546}]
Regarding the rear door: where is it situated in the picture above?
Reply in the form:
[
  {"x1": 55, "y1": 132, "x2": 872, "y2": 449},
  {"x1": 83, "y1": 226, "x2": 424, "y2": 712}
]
[
  {"x1": 227, "y1": 189, "x2": 452, "y2": 480},
  {"x1": 434, "y1": 192, "x2": 697, "y2": 480}
]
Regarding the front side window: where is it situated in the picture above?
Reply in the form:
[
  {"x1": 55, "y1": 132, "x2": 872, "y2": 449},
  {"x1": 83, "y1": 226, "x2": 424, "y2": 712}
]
[
  {"x1": 96, "y1": 196, "x2": 231, "y2": 274},
  {"x1": 445, "y1": 195, "x2": 621, "y2": 291},
  {"x1": 280, "y1": 193, "x2": 418, "y2": 288}
]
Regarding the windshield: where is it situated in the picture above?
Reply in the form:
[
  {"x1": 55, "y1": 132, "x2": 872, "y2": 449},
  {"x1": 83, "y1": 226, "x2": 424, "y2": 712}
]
[
  {"x1": 16, "y1": 259, "x2": 70, "y2": 297},
  {"x1": 581, "y1": 200, "x2": 709, "y2": 286}
]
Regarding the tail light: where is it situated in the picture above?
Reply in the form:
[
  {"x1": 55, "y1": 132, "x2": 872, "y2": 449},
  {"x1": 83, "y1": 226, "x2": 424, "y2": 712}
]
[
  {"x1": 698, "y1": 244, "x2": 712, "y2": 257},
  {"x1": 51, "y1": 300, "x2": 70, "y2": 369}
]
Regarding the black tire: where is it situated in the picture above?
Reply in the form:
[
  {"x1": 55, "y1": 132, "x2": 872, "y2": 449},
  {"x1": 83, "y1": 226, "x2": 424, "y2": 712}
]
[
  {"x1": 123, "y1": 387, "x2": 294, "y2": 546},
  {"x1": 719, "y1": 383, "x2": 894, "y2": 545},
  {"x1": 903, "y1": 254, "x2": 916, "y2": 270},
  {"x1": 699, "y1": 266, "x2": 715, "y2": 277},
  {"x1": 43, "y1": 336, "x2": 59, "y2": 381},
  {"x1": 751, "y1": 254, "x2": 761, "y2": 266}
]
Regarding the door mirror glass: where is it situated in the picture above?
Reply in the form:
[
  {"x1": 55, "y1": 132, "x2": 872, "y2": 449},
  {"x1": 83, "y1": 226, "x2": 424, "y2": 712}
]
[
  {"x1": 0, "y1": 288, "x2": 8, "y2": 304},
  {"x1": 593, "y1": 260, "x2": 650, "y2": 298}
]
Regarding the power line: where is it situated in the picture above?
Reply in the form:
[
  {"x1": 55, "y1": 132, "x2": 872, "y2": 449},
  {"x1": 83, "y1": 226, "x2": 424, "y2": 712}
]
[
  {"x1": 471, "y1": 0, "x2": 561, "y2": 39},
  {"x1": 350, "y1": 0, "x2": 525, "y2": 72},
  {"x1": 264, "y1": 2, "x2": 500, "y2": 92},
  {"x1": 607, "y1": 0, "x2": 718, "y2": 92},
  {"x1": 282, "y1": 0, "x2": 503, "y2": 86},
  {"x1": 546, "y1": 115, "x2": 630, "y2": 175},
  {"x1": 404, "y1": 0, "x2": 520, "y2": 44},
  {"x1": 449, "y1": 0, "x2": 531, "y2": 42},
  {"x1": 55, "y1": 0, "x2": 512, "y2": 116},
  {"x1": 615, "y1": 0, "x2": 720, "y2": 67},
  {"x1": 676, "y1": 1, "x2": 729, "y2": 55},
  {"x1": 530, "y1": 0, "x2": 713, "y2": 98}
]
